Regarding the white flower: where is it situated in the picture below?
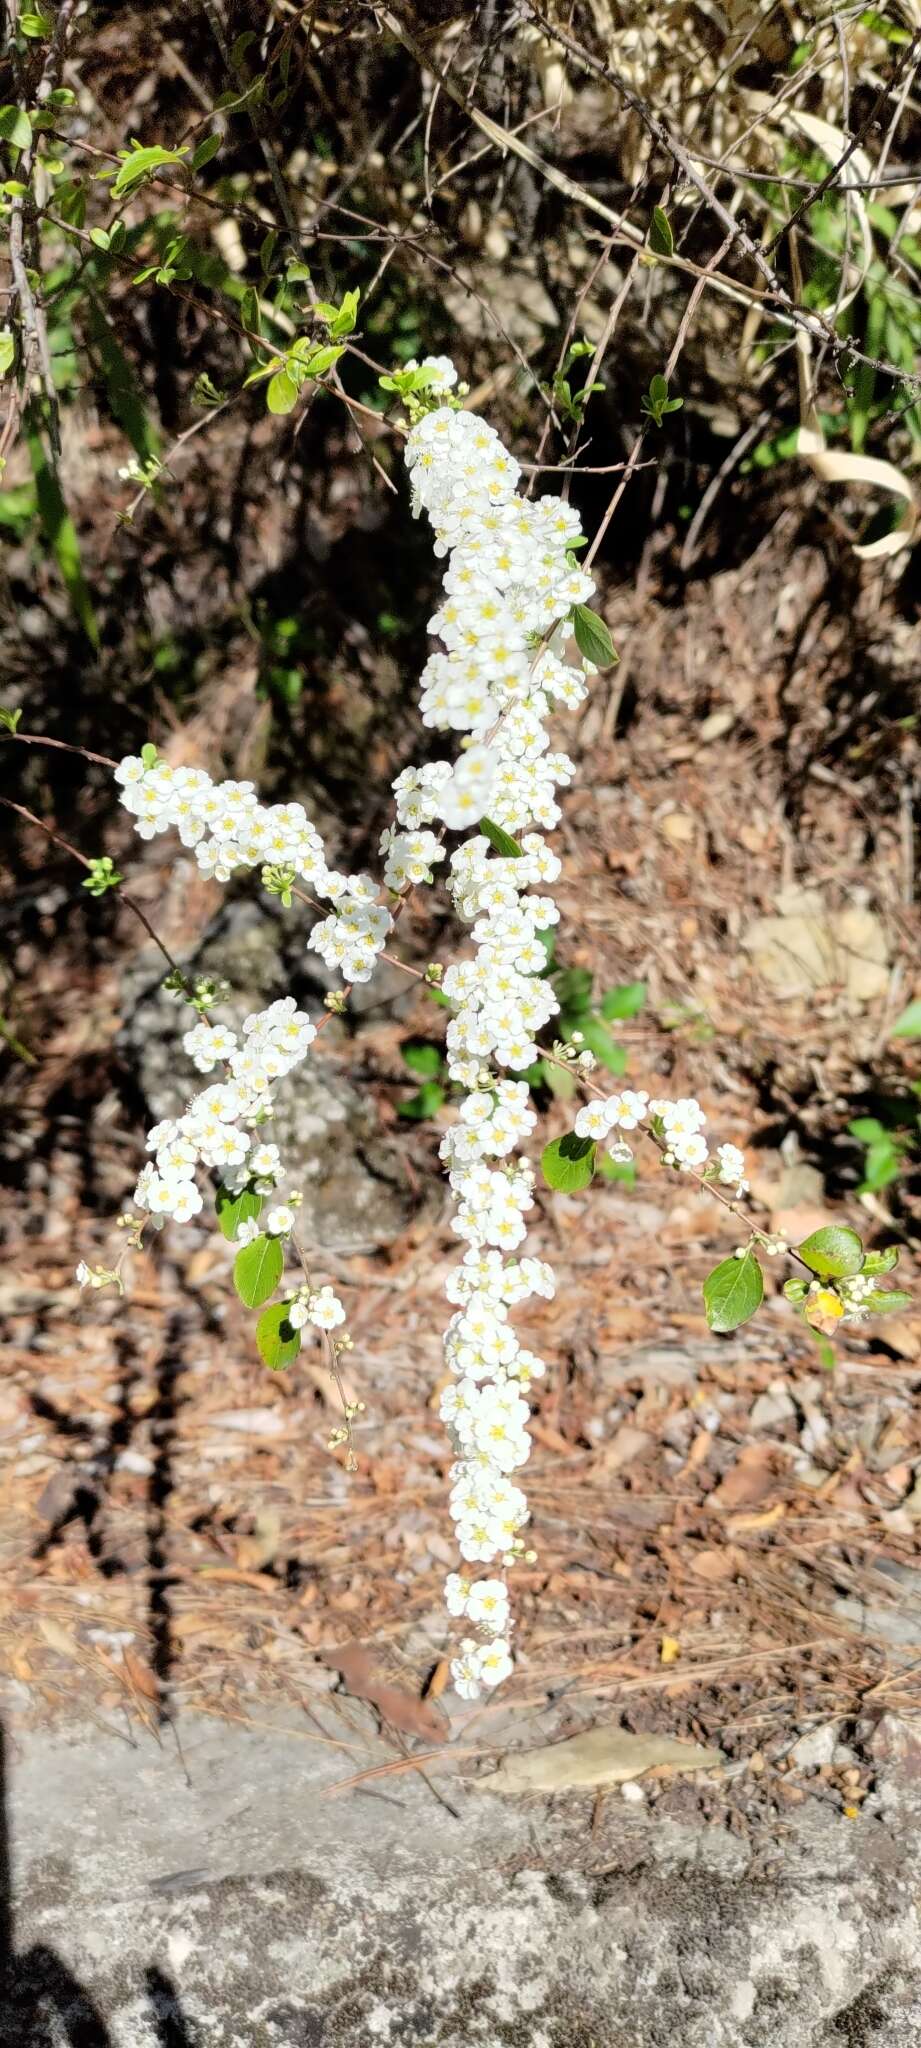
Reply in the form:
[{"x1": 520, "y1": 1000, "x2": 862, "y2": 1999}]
[
  {"x1": 466, "y1": 1579, "x2": 510, "y2": 1632},
  {"x1": 307, "y1": 1285, "x2": 345, "y2": 1331},
  {"x1": 574, "y1": 1100, "x2": 613, "y2": 1141},
  {"x1": 445, "y1": 1571, "x2": 471, "y2": 1618},
  {"x1": 716, "y1": 1142, "x2": 749, "y2": 1194},
  {"x1": 75, "y1": 1261, "x2": 92, "y2": 1287},
  {"x1": 265, "y1": 1205, "x2": 295, "y2": 1237},
  {"x1": 450, "y1": 1640, "x2": 483, "y2": 1701},
  {"x1": 236, "y1": 1217, "x2": 262, "y2": 1247},
  {"x1": 606, "y1": 1089, "x2": 649, "y2": 1131},
  {"x1": 473, "y1": 1637, "x2": 514, "y2": 1688}
]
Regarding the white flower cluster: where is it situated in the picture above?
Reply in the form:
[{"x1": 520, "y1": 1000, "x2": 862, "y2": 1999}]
[
  {"x1": 101, "y1": 361, "x2": 757, "y2": 1711},
  {"x1": 574, "y1": 1089, "x2": 750, "y2": 1196},
  {"x1": 133, "y1": 998, "x2": 314, "y2": 1224},
  {"x1": 715, "y1": 1141, "x2": 749, "y2": 1196},
  {"x1": 399, "y1": 374, "x2": 607, "y2": 1699},
  {"x1": 114, "y1": 758, "x2": 394, "y2": 988},
  {"x1": 286, "y1": 1282, "x2": 346, "y2": 1332},
  {"x1": 574, "y1": 1088, "x2": 649, "y2": 1141}
]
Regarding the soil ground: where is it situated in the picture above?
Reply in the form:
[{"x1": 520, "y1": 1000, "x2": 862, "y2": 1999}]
[{"x1": 3, "y1": 508, "x2": 921, "y2": 1844}]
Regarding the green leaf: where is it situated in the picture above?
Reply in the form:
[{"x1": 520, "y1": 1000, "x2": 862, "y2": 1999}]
[
  {"x1": 0, "y1": 331, "x2": 13, "y2": 378},
  {"x1": 0, "y1": 106, "x2": 33, "y2": 151},
  {"x1": 0, "y1": 706, "x2": 22, "y2": 732},
  {"x1": 397, "y1": 1079, "x2": 445, "y2": 1120},
  {"x1": 860, "y1": 1140, "x2": 902, "y2": 1193},
  {"x1": 541, "y1": 1131, "x2": 596, "y2": 1192},
  {"x1": 27, "y1": 424, "x2": 99, "y2": 647},
  {"x1": 266, "y1": 370, "x2": 298, "y2": 415},
  {"x1": 192, "y1": 132, "x2": 222, "y2": 172},
  {"x1": 577, "y1": 1013, "x2": 628, "y2": 1075},
  {"x1": 19, "y1": 12, "x2": 54, "y2": 36},
  {"x1": 859, "y1": 8, "x2": 911, "y2": 41},
  {"x1": 796, "y1": 1226, "x2": 864, "y2": 1279},
  {"x1": 233, "y1": 1232, "x2": 283, "y2": 1308},
  {"x1": 479, "y1": 817, "x2": 524, "y2": 858},
  {"x1": 256, "y1": 1301, "x2": 302, "y2": 1370},
  {"x1": 543, "y1": 1059, "x2": 576, "y2": 1101},
  {"x1": 572, "y1": 605, "x2": 617, "y2": 668},
  {"x1": 324, "y1": 287, "x2": 360, "y2": 337},
  {"x1": 649, "y1": 206, "x2": 674, "y2": 258},
  {"x1": 703, "y1": 1251, "x2": 764, "y2": 1333},
  {"x1": 600, "y1": 981, "x2": 647, "y2": 1021},
  {"x1": 892, "y1": 999, "x2": 921, "y2": 1038},
  {"x1": 861, "y1": 1245, "x2": 899, "y2": 1277},
  {"x1": 215, "y1": 1184, "x2": 263, "y2": 1242},
  {"x1": 140, "y1": 742, "x2": 158, "y2": 768},
  {"x1": 401, "y1": 1040, "x2": 442, "y2": 1077},
  {"x1": 848, "y1": 1116, "x2": 886, "y2": 1142},
  {"x1": 864, "y1": 1288, "x2": 912, "y2": 1314},
  {"x1": 296, "y1": 342, "x2": 344, "y2": 377},
  {"x1": 553, "y1": 966, "x2": 594, "y2": 1013},
  {"x1": 112, "y1": 143, "x2": 188, "y2": 198}
]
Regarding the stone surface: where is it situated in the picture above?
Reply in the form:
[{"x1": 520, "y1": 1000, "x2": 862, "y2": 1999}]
[
  {"x1": 4, "y1": 1696, "x2": 921, "y2": 2047},
  {"x1": 119, "y1": 898, "x2": 423, "y2": 1253}
]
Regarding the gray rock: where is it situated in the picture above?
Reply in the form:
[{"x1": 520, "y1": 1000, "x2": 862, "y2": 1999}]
[
  {"x1": 789, "y1": 1723, "x2": 838, "y2": 1771},
  {"x1": 4, "y1": 1696, "x2": 921, "y2": 2047},
  {"x1": 750, "y1": 1389, "x2": 796, "y2": 1431},
  {"x1": 119, "y1": 898, "x2": 422, "y2": 1253}
]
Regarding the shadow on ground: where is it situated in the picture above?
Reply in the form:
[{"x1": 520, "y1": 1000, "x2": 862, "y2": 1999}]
[{"x1": 0, "y1": 1720, "x2": 195, "y2": 2048}]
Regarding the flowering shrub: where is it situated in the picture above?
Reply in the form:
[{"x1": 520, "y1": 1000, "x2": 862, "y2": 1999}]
[{"x1": 31, "y1": 357, "x2": 908, "y2": 1702}]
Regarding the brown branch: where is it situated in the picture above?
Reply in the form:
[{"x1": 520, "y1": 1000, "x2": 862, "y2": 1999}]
[{"x1": 2, "y1": 793, "x2": 183, "y2": 975}]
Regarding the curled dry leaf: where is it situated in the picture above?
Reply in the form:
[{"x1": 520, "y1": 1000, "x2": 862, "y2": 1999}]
[
  {"x1": 483, "y1": 1724, "x2": 723, "y2": 1795},
  {"x1": 790, "y1": 233, "x2": 917, "y2": 561}
]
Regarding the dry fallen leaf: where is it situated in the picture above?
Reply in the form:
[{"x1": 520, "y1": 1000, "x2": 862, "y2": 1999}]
[
  {"x1": 484, "y1": 1724, "x2": 723, "y2": 1795},
  {"x1": 599, "y1": 1424, "x2": 653, "y2": 1474},
  {"x1": 37, "y1": 1614, "x2": 81, "y2": 1661},
  {"x1": 710, "y1": 1442, "x2": 777, "y2": 1513},
  {"x1": 320, "y1": 1641, "x2": 449, "y2": 1744},
  {"x1": 122, "y1": 1649, "x2": 160, "y2": 1702},
  {"x1": 425, "y1": 1657, "x2": 451, "y2": 1702},
  {"x1": 688, "y1": 1545, "x2": 743, "y2": 1582}
]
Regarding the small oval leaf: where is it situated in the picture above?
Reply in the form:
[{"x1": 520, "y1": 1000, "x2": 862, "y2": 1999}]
[
  {"x1": 600, "y1": 981, "x2": 647, "y2": 1021},
  {"x1": 234, "y1": 1232, "x2": 283, "y2": 1308},
  {"x1": 796, "y1": 1226, "x2": 863, "y2": 1279},
  {"x1": 215, "y1": 1183, "x2": 263, "y2": 1242},
  {"x1": 541, "y1": 1132, "x2": 596, "y2": 1192},
  {"x1": 703, "y1": 1251, "x2": 764, "y2": 1333},
  {"x1": 861, "y1": 1246, "x2": 899, "y2": 1277},
  {"x1": 479, "y1": 817, "x2": 524, "y2": 858},
  {"x1": 0, "y1": 106, "x2": 33, "y2": 151},
  {"x1": 192, "y1": 132, "x2": 222, "y2": 172},
  {"x1": 649, "y1": 205, "x2": 674, "y2": 258},
  {"x1": 266, "y1": 370, "x2": 298, "y2": 415},
  {"x1": 256, "y1": 1301, "x2": 302, "y2": 1370},
  {"x1": 863, "y1": 1288, "x2": 911, "y2": 1315},
  {"x1": 572, "y1": 605, "x2": 617, "y2": 669}
]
